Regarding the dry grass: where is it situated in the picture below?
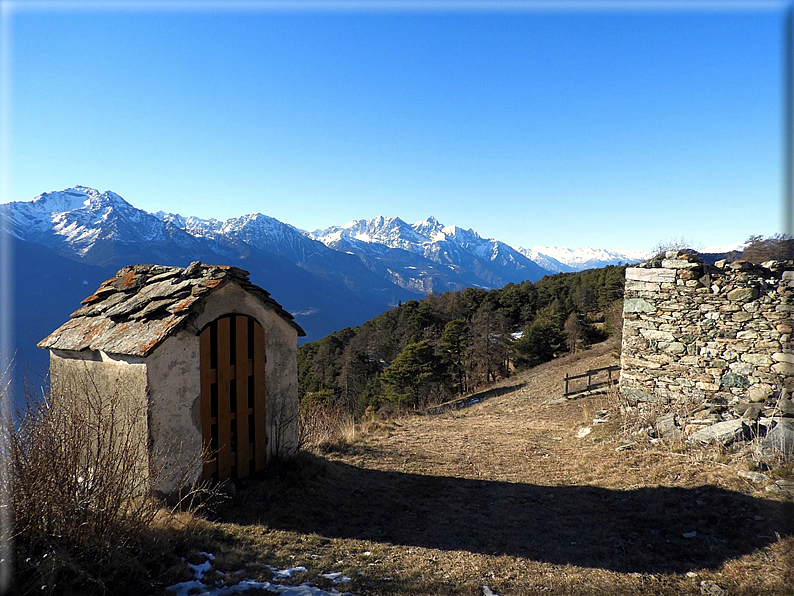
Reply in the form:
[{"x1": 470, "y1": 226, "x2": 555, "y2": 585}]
[
  {"x1": 299, "y1": 400, "x2": 358, "y2": 453},
  {"x1": 166, "y1": 339, "x2": 794, "y2": 595}
]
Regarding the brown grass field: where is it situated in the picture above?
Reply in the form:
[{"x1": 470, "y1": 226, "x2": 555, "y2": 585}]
[{"x1": 175, "y1": 340, "x2": 794, "y2": 595}]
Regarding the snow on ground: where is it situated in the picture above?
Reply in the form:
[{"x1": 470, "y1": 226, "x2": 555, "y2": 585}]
[{"x1": 165, "y1": 553, "x2": 354, "y2": 596}]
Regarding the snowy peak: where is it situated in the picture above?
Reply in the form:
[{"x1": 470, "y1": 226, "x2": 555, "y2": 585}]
[
  {"x1": 310, "y1": 216, "x2": 428, "y2": 252},
  {"x1": 308, "y1": 214, "x2": 549, "y2": 294},
  {"x1": 517, "y1": 245, "x2": 650, "y2": 272},
  {"x1": 310, "y1": 215, "x2": 487, "y2": 253},
  {"x1": 2, "y1": 186, "x2": 168, "y2": 252}
]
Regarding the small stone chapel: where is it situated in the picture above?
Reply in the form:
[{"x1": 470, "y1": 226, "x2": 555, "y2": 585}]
[{"x1": 38, "y1": 261, "x2": 305, "y2": 493}]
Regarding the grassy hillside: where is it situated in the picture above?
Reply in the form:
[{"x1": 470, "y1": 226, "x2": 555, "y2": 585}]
[{"x1": 178, "y1": 340, "x2": 794, "y2": 596}]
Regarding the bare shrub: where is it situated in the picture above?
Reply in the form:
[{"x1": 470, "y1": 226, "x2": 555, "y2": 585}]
[
  {"x1": 298, "y1": 400, "x2": 356, "y2": 452},
  {"x1": 3, "y1": 367, "x2": 219, "y2": 594},
  {"x1": 649, "y1": 236, "x2": 702, "y2": 258},
  {"x1": 740, "y1": 234, "x2": 793, "y2": 263}
]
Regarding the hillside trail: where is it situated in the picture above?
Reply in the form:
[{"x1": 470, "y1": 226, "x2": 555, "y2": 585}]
[{"x1": 216, "y1": 340, "x2": 794, "y2": 595}]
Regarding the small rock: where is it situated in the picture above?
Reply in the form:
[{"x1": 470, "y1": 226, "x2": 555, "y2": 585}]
[
  {"x1": 689, "y1": 420, "x2": 747, "y2": 446},
  {"x1": 737, "y1": 470, "x2": 768, "y2": 484},
  {"x1": 683, "y1": 531, "x2": 697, "y2": 538},
  {"x1": 741, "y1": 404, "x2": 763, "y2": 421},
  {"x1": 576, "y1": 427, "x2": 592, "y2": 438},
  {"x1": 615, "y1": 441, "x2": 637, "y2": 452},
  {"x1": 765, "y1": 479, "x2": 794, "y2": 495},
  {"x1": 758, "y1": 419, "x2": 794, "y2": 457},
  {"x1": 700, "y1": 580, "x2": 726, "y2": 596},
  {"x1": 183, "y1": 260, "x2": 203, "y2": 277},
  {"x1": 778, "y1": 398, "x2": 794, "y2": 417}
]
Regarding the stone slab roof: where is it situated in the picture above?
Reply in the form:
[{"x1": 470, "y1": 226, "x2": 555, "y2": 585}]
[{"x1": 38, "y1": 261, "x2": 305, "y2": 357}]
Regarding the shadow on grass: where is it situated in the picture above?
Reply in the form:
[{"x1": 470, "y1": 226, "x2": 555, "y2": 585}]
[{"x1": 219, "y1": 453, "x2": 794, "y2": 574}]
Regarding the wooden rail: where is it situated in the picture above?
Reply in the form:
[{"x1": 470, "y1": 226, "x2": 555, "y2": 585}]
[{"x1": 563, "y1": 365, "x2": 620, "y2": 397}]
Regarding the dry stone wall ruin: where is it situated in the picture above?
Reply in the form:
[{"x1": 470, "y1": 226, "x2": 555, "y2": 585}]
[{"x1": 619, "y1": 251, "x2": 793, "y2": 452}]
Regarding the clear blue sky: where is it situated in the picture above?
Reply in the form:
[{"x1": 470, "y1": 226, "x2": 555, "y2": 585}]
[{"x1": 1, "y1": 1, "x2": 788, "y2": 251}]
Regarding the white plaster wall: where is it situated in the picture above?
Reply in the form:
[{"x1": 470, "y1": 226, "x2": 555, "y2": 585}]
[
  {"x1": 48, "y1": 349, "x2": 151, "y2": 486},
  {"x1": 145, "y1": 330, "x2": 203, "y2": 494}
]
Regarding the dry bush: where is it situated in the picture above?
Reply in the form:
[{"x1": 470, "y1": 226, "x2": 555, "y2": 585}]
[
  {"x1": 3, "y1": 368, "x2": 219, "y2": 594},
  {"x1": 298, "y1": 400, "x2": 357, "y2": 452},
  {"x1": 612, "y1": 385, "x2": 701, "y2": 442}
]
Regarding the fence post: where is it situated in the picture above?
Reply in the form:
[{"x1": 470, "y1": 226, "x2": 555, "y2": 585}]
[
  {"x1": 586, "y1": 370, "x2": 592, "y2": 390},
  {"x1": 564, "y1": 373, "x2": 569, "y2": 396}
]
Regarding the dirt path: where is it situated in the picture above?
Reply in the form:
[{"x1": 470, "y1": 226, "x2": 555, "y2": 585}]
[{"x1": 206, "y1": 343, "x2": 794, "y2": 596}]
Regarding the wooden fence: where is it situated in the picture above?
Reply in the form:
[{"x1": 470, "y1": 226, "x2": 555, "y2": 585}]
[{"x1": 563, "y1": 365, "x2": 620, "y2": 397}]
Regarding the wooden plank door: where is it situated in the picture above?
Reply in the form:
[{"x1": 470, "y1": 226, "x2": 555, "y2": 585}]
[{"x1": 200, "y1": 314, "x2": 267, "y2": 481}]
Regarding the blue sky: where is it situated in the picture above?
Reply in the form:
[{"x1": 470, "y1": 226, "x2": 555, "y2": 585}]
[{"x1": 1, "y1": 1, "x2": 788, "y2": 250}]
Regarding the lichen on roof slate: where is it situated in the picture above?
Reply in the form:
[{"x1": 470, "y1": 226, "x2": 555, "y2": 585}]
[{"x1": 38, "y1": 261, "x2": 305, "y2": 357}]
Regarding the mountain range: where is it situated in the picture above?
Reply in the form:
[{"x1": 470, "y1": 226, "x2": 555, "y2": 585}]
[{"x1": 2, "y1": 186, "x2": 652, "y2": 383}]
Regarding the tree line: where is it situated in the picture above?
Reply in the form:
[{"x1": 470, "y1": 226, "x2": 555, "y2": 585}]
[{"x1": 298, "y1": 265, "x2": 627, "y2": 417}]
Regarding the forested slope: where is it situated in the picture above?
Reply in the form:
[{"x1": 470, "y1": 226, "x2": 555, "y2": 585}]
[{"x1": 298, "y1": 265, "x2": 627, "y2": 416}]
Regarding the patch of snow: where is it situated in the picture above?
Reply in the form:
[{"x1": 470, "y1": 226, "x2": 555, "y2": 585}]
[
  {"x1": 701, "y1": 241, "x2": 745, "y2": 253},
  {"x1": 165, "y1": 553, "x2": 353, "y2": 596},
  {"x1": 322, "y1": 572, "x2": 352, "y2": 584},
  {"x1": 522, "y1": 245, "x2": 650, "y2": 271},
  {"x1": 268, "y1": 565, "x2": 308, "y2": 580}
]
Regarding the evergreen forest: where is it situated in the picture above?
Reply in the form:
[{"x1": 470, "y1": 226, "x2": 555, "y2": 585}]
[{"x1": 298, "y1": 265, "x2": 627, "y2": 416}]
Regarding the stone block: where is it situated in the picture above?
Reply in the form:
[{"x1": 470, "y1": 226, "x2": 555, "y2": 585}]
[
  {"x1": 727, "y1": 287, "x2": 759, "y2": 302},
  {"x1": 740, "y1": 353, "x2": 773, "y2": 366},
  {"x1": 736, "y1": 331, "x2": 758, "y2": 340},
  {"x1": 728, "y1": 362, "x2": 753, "y2": 376},
  {"x1": 619, "y1": 384, "x2": 657, "y2": 402},
  {"x1": 626, "y1": 268, "x2": 677, "y2": 283},
  {"x1": 640, "y1": 329, "x2": 675, "y2": 341},
  {"x1": 621, "y1": 356, "x2": 662, "y2": 369},
  {"x1": 696, "y1": 382, "x2": 720, "y2": 392},
  {"x1": 623, "y1": 298, "x2": 656, "y2": 314},
  {"x1": 732, "y1": 311, "x2": 753, "y2": 323},
  {"x1": 721, "y1": 372, "x2": 750, "y2": 388},
  {"x1": 772, "y1": 352, "x2": 794, "y2": 364},
  {"x1": 748, "y1": 384, "x2": 773, "y2": 402},
  {"x1": 689, "y1": 420, "x2": 747, "y2": 446},
  {"x1": 737, "y1": 470, "x2": 768, "y2": 484},
  {"x1": 625, "y1": 280, "x2": 660, "y2": 292},
  {"x1": 772, "y1": 361, "x2": 794, "y2": 375},
  {"x1": 659, "y1": 341, "x2": 686, "y2": 354},
  {"x1": 662, "y1": 259, "x2": 700, "y2": 269}
]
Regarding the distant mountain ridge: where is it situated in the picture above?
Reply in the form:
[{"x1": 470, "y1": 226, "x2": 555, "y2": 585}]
[
  {"x1": 308, "y1": 215, "x2": 550, "y2": 294},
  {"x1": 516, "y1": 245, "x2": 651, "y2": 273},
  {"x1": 1, "y1": 185, "x2": 673, "y2": 387}
]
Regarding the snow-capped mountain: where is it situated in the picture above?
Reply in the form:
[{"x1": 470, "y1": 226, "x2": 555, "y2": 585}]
[
  {"x1": 2, "y1": 186, "x2": 205, "y2": 263},
  {"x1": 516, "y1": 246, "x2": 651, "y2": 272},
  {"x1": 309, "y1": 215, "x2": 549, "y2": 292}
]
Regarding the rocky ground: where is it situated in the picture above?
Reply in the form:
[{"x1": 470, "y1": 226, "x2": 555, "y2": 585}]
[{"x1": 177, "y1": 341, "x2": 794, "y2": 596}]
